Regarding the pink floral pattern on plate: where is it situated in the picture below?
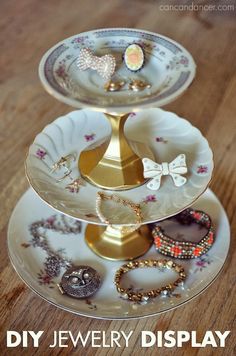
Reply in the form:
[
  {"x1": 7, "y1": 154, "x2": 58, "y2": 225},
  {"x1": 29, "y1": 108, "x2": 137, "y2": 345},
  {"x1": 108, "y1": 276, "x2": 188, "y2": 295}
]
[
  {"x1": 84, "y1": 133, "x2": 96, "y2": 142},
  {"x1": 55, "y1": 64, "x2": 68, "y2": 80},
  {"x1": 194, "y1": 254, "x2": 213, "y2": 273},
  {"x1": 197, "y1": 165, "x2": 208, "y2": 174},
  {"x1": 155, "y1": 136, "x2": 168, "y2": 143},
  {"x1": 143, "y1": 194, "x2": 157, "y2": 203},
  {"x1": 37, "y1": 270, "x2": 55, "y2": 288},
  {"x1": 71, "y1": 36, "x2": 89, "y2": 44},
  {"x1": 65, "y1": 179, "x2": 85, "y2": 194},
  {"x1": 36, "y1": 148, "x2": 47, "y2": 160}
]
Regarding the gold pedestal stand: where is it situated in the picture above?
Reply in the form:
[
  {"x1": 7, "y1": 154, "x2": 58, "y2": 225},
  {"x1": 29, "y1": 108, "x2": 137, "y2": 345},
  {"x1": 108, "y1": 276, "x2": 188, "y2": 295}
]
[
  {"x1": 80, "y1": 111, "x2": 152, "y2": 260},
  {"x1": 85, "y1": 224, "x2": 153, "y2": 261},
  {"x1": 79, "y1": 113, "x2": 145, "y2": 190}
]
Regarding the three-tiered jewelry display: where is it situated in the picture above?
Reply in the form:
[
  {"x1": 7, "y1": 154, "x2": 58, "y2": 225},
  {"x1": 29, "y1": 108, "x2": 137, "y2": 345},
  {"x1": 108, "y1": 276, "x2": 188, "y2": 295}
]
[{"x1": 8, "y1": 29, "x2": 230, "y2": 319}]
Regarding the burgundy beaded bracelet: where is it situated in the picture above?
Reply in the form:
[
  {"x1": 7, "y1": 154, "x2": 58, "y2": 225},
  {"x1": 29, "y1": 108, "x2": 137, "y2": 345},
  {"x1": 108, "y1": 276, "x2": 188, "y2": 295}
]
[{"x1": 152, "y1": 208, "x2": 215, "y2": 259}]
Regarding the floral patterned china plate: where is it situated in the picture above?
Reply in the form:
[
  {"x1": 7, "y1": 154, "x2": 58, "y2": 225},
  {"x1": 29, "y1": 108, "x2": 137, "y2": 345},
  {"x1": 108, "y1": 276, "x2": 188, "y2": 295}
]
[
  {"x1": 39, "y1": 28, "x2": 196, "y2": 112},
  {"x1": 25, "y1": 108, "x2": 213, "y2": 225},
  {"x1": 8, "y1": 188, "x2": 230, "y2": 320}
]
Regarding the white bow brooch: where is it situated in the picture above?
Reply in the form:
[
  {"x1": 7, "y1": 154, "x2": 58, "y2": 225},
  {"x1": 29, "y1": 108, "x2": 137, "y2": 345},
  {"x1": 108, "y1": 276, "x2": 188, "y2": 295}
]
[{"x1": 142, "y1": 154, "x2": 188, "y2": 191}]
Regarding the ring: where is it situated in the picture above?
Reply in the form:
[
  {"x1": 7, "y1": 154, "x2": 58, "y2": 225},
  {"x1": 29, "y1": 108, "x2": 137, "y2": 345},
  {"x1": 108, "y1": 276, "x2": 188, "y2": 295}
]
[
  {"x1": 58, "y1": 265, "x2": 101, "y2": 299},
  {"x1": 123, "y1": 44, "x2": 145, "y2": 72},
  {"x1": 114, "y1": 259, "x2": 186, "y2": 303},
  {"x1": 152, "y1": 208, "x2": 215, "y2": 259}
]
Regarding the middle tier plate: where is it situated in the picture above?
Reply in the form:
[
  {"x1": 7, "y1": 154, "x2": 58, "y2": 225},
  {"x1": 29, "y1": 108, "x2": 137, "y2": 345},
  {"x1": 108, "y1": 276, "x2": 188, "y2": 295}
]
[{"x1": 26, "y1": 108, "x2": 213, "y2": 225}]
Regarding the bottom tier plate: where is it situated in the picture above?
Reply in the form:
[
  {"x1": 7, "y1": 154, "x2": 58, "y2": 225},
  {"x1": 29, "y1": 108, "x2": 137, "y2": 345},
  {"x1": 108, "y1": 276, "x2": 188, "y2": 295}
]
[{"x1": 8, "y1": 188, "x2": 230, "y2": 320}]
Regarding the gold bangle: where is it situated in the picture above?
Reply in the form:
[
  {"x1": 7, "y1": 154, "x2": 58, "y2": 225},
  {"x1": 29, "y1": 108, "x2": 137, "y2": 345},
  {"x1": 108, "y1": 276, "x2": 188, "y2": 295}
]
[
  {"x1": 114, "y1": 259, "x2": 186, "y2": 303},
  {"x1": 95, "y1": 191, "x2": 143, "y2": 229}
]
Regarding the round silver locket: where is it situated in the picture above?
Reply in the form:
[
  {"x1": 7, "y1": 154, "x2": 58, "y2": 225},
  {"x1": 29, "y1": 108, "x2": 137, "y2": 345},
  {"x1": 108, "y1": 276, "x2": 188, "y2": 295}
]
[{"x1": 58, "y1": 265, "x2": 101, "y2": 299}]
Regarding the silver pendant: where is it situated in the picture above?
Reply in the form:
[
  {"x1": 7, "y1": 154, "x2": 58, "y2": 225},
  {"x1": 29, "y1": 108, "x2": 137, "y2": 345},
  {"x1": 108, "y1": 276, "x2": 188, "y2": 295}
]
[{"x1": 58, "y1": 265, "x2": 101, "y2": 299}]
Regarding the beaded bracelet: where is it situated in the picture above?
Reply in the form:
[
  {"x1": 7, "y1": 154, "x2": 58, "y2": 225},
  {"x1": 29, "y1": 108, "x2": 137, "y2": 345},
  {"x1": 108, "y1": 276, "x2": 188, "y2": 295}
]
[
  {"x1": 152, "y1": 208, "x2": 215, "y2": 259},
  {"x1": 114, "y1": 259, "x2": 186, "y2": 303}
]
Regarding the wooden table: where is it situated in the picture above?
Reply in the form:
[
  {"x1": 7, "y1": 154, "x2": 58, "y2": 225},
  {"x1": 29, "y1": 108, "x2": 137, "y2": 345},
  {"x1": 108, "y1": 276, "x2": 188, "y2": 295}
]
[{"x1": 0, "y1": 0, "x2": 235, "y2": 355}]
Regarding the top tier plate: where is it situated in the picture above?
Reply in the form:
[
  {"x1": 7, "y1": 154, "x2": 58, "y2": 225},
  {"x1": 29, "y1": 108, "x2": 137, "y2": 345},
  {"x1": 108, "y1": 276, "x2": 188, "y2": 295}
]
[{"x1": 39, "y1": 28, "x2": 196, "y2": 112}]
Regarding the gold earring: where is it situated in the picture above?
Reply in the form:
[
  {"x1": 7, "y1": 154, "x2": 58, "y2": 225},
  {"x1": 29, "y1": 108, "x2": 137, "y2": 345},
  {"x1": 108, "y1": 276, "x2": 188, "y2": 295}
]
[
  {"x1": 51, "y1": 154, "x2": 76, "y2": 173},
  {"x1": 56, "y1": 170, "x2": 73, "y2": 182},
  {"x1": 129, "y1": 79, "x2": 151, "y2": 92},
  {"x1": 104, "y1": 79, "x2": 126, "y2": 92}
]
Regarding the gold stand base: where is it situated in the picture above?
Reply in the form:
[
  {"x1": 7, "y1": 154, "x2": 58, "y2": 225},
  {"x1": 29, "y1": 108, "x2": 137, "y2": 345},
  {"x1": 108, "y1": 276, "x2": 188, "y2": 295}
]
[
  {"x1": 79, "y1": 113, "x2": 145, "y2": 190},
  {"x1": 85, "y1": 224, "x2": 153, "y2": 261}
]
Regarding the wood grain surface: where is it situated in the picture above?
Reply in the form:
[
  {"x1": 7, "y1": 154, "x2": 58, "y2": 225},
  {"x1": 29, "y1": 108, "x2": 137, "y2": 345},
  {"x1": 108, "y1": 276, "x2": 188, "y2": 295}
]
[{"x1": 0, "y1": 0, "x2": 235, "y2": 355}]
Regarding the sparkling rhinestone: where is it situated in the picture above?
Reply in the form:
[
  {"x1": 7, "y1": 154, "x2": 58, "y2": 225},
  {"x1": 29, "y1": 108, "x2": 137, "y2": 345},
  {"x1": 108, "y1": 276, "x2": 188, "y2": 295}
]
[
  {"x1": 141, "y1": 296, "x2": 149, "y2": 303},
  {"x1": 166, "y1": 260, "x2": 173, "y2": 268},
  {"x1": 161, "y1": 290, "x2": 168, "y2": 296}
]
